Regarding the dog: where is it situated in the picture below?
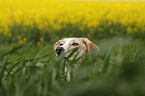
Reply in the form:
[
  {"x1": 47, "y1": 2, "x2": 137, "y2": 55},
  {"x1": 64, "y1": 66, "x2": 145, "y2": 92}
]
[{"x1": 54, "y1": 37, "x2": 99, "y2": 80}]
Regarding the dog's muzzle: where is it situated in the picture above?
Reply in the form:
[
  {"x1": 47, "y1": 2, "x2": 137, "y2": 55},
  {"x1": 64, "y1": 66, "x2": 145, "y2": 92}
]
[{"x1": 56, "y1": 47, "x2": 65, "y2": 55}]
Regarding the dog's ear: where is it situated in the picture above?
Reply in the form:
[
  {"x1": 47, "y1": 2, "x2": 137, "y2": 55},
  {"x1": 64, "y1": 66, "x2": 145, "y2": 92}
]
[{"x1": 81, "y1": 38, "x2": 100, "y2": 53}]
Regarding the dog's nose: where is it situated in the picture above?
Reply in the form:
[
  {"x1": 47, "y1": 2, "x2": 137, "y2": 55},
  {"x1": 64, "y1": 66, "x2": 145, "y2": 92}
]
[{"x1": 56, "y1": 47, "x2": 65, "y2": 54}]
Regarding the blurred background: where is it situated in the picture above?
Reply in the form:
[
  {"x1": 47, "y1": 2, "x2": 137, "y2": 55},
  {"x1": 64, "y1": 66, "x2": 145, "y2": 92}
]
[{"x1": 0, "y1": 0, "x2": 145, "y2": 45}]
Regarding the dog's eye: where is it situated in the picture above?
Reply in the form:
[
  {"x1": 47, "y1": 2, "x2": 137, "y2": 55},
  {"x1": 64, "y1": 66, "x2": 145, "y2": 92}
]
[
  {"x1": 60, "y1": 44, "x2": 63, "y2": 46},
  {"x1": 72, "y1": 43, "x2": 79, "y2": 46}
]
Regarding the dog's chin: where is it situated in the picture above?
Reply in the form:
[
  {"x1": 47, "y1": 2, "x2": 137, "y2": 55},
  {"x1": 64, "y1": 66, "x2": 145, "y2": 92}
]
[
  {"x1": 56, "y1": 52, "x2": 78, "y2": 63},
  {"x1": 56, "y1": 53, "x2": 63, "y2": 57},
  {"x1": 56, "y1": 54, "x2": 74, "y2": 62},
  {"x1": 56, "y1": 54, "x2": 59, "y2": 57}
]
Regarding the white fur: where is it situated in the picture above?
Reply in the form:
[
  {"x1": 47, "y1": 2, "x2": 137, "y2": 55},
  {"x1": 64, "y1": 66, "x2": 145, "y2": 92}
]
[{"x1": 60, "y1": 38, "x2": 75, "y2": 52}]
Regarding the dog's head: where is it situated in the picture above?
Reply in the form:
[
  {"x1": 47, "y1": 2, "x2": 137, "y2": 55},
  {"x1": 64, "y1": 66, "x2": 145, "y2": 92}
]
[{"x1": 54, "y1": 38, "x2": 99, "y2": 61}]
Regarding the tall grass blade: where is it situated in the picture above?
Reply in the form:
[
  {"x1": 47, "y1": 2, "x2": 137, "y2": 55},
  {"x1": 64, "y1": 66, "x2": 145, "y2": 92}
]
[
  {"x1": 0, "y1": 56, "x2": 8, "y2": 81},
  {"x1": 0, "y1": 43, "x2": 32, "y2": 59}
]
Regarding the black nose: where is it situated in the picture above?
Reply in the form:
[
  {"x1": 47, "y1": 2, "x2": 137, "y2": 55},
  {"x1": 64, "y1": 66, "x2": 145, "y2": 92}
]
[{"x1": 56, "y1": 47, "x2": 65, "y2": 55}]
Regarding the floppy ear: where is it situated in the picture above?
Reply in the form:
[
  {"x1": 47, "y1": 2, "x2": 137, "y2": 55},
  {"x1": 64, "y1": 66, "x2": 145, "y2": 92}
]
[{"x1": 81, "y1": 38, "x2": 100, "y2": 54}]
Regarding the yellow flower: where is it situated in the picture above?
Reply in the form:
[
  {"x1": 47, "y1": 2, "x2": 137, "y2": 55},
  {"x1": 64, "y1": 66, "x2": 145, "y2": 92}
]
[
  {"x1": 4, "y1": 32, "x2": 7, "y2": 36},
  {"x1": 133, "y1": 28, "x2": 138, "y2": 32},
  {"x1": 4, "y1": 27, "x2": 8, "y2": 33},
  {"x1": 87, "y1": 23, "x2": 92, "y2": 28},
  {"x1": 23, "y1": 37, "x2": 27, "y2": 42},
  {"x1": 127, "y1": 27, "x2": 132, "y2": 34},
  {"x1": 87, "y1": 34, "x2": 91, "y2": 38},
  {"x1": 19, "y1": 40, "x2": 24, "y2": 44},
  {"x1": 40, "y1": 37, "x2": 44, "y2": 42},
  {"x1": 17, "y1": 35, "x2": 21, "y2": 39},
  {"x1": 90, "y1": 28, "x2": 94, "y2": 32},
  {"x1": 108, "y1": 21, "x2": 112, "y2": 25},
  {"x1": 110, "y1": 29, "x2": 113, "y2": 33},
  {"x1": 8, "y1": 33, "x2": 12, "y2": 37},
  {"x1": 143, "y1": 28, "x2": 145, "y2": 32},
  {"x1": 80, "y1": 26, "x2": 84, "y2": 31},
  {"x1": 98, "y1": 28, "x2": 102, "y2": 31},
  {"x1": 37, "y1": 41, "x2": 40, "y2": 46},
  {"x1": 0, "y1": 28, "x2": 3, "y2": 33}
]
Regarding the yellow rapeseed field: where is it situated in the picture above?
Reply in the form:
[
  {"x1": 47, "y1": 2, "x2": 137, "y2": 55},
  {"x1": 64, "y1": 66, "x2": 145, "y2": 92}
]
[{"x1": 0, "y1": 0, "x2": 145, "y2": 44}]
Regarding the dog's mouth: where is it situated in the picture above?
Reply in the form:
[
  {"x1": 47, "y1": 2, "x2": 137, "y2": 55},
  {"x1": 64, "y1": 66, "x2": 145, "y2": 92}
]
[
  {"x1": 56, "y1": 48, "x2": 80, "y2": 63},
  {"x1": 56, "y1": 53, "x2": 61, "y2": 56}
]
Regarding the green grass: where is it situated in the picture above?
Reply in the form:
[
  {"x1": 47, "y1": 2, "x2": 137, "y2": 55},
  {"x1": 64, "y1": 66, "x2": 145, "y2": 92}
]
[{"x1": 0, "y1": 37, "x2": 145, "y2": 96}]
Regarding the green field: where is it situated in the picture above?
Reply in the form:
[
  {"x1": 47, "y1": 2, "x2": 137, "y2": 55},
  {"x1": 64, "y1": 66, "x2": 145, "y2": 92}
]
[{"x1": 0, "y1": 37, "x2": 145, "y2": 96}]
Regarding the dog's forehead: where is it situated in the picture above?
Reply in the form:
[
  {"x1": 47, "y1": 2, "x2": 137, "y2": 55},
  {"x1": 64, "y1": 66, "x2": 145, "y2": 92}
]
[{"x1": 62, "y1": 38, "x2": 80, "y2": 43}]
